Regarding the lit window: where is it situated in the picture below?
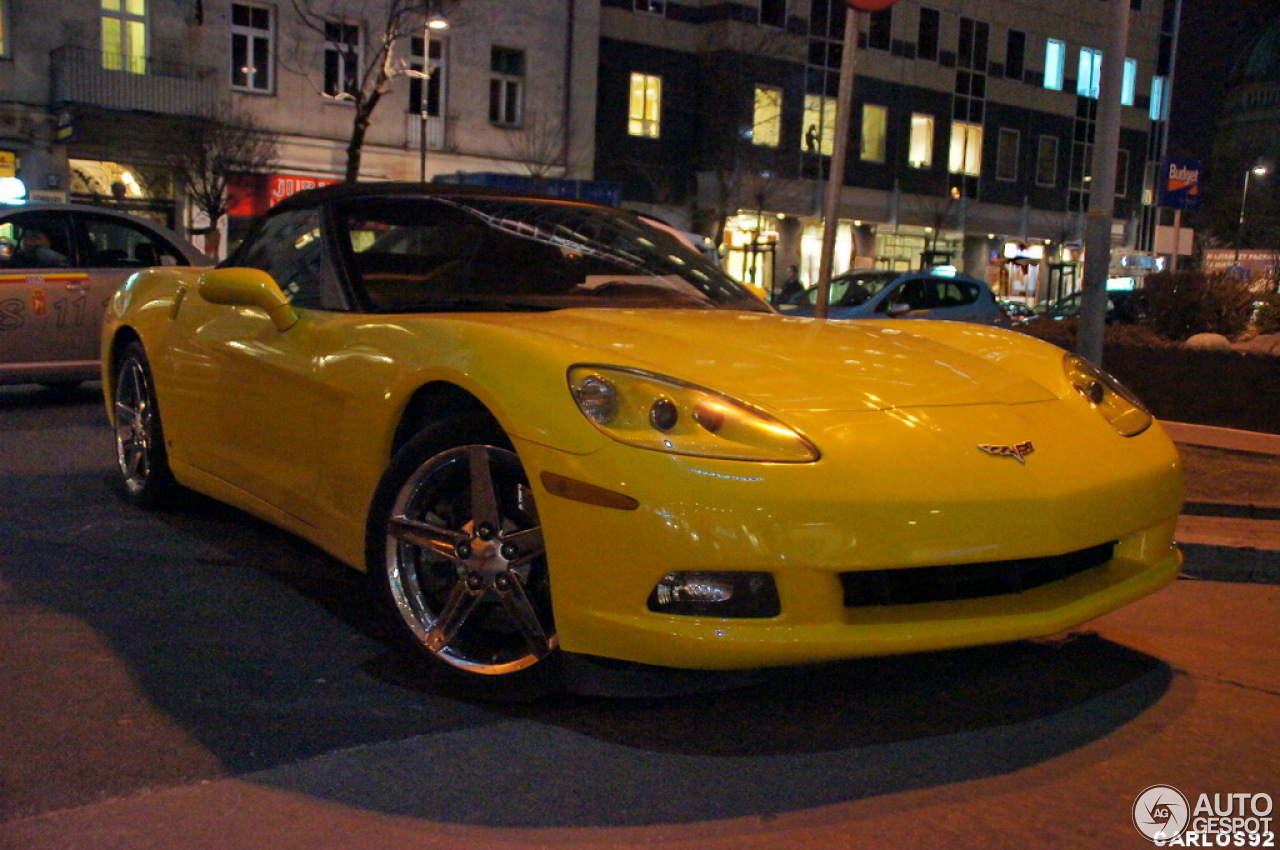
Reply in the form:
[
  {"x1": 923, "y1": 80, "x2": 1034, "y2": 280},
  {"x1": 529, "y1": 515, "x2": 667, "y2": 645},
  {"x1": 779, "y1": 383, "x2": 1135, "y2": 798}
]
[
  {"x1": 102, "y1": 0, "x2": 147, "y2": 75},
  {"x1": 230, "y1": 4, "x2": 274, "y2": 94},
  {"x1": 490, "y1": 47, "x2": 525, "y2": 127},
  {"x1": 634, "y1": 0, "x2": 664, "y2": 15},
  {"x1": 802, "y1": 94, "x2": 836, "y2": 155},
  {"x1": 0, "y1": 0, "x2": 8, "y2": 58},
  {"x1": 752, "y1": 86, "x2": 782, "y2": 147},
  {"x1": 1044, "y1": 38, "x2": 1064, "y2": 91},
  {"x1": 949, "y1": 121, "x2": 982, "y2": 176},
  {"x1": 1150, "y1": 75, "x2": 1167, "y2": 121},
  {"x1": 1121, "y1": 58, "x2": 1137, "y2": 106},
  {"x1": 1077, "y1": 47, "x2": 1101, "y2": 99},
  {"x1": 996, "y1": 128, "x2": 1019, "y2": 181},
  {"x1": 1036, "y1": 135, "x2": 1058, "y2": 187},
  {"x1": 909, "y1": 113, "x2": 934, "y2": 168},
  {"x1": 323, "y1": 20, "x2": 360, "y2": 98},
  {"x1": 861, "y1": 104, "x2": 887, "y2": 162},
  {"x1": 628, "y1": 72, "x2": 661, "y2": 138}
]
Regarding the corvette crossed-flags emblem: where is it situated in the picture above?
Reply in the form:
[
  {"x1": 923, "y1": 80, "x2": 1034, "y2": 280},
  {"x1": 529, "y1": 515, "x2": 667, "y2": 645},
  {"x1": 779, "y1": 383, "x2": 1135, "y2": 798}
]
[{"x1": 977, "y1": 441, "x2": 1035, "y2": 464}]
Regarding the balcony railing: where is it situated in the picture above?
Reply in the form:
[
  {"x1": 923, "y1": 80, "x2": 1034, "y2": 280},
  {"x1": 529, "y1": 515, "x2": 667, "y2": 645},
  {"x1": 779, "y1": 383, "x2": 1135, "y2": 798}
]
[{"x1": 51, "y1": 46, "x2": 218, "y2": 117}]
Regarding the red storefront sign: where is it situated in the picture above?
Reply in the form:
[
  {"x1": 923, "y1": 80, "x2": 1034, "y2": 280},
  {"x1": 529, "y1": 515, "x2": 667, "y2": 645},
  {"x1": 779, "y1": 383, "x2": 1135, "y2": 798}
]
[{"x1": 268, "y1": 174, "x2": 339, "y2": 207}]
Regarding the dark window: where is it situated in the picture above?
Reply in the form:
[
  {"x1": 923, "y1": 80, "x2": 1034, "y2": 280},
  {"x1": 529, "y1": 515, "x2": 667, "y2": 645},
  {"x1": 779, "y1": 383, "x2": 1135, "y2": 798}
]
[
  {"x1": 761, "y1": 0, "x2": 786, "y2": 28},
  {"x1": 409, "y1": 36, "x2": 444, "y2": 116},
  {"x1": 1005, "y1": 29, "x2": 1025, "y2": 80},
  {"x1": 868, "y1": 8, "x2": 892, "y2": 50},
  {"x1": 80, "y1": 215, "x2": 187, "y2": 268},
  {"x1": 1036, "y1": 135, "x2": 1058, "y2": 187},
  {"x1": 489, "y1": 46, "x2": 525, "y2": 126},
  {"x1": 917, "y1": 7, "x2": 939, "y2": 61},
  {"x1": 230, "y1": 3, "x2": 273, "y2": 93},
  {"x1": 323, "y1": 21, "x2": 360, "y2": 98},
  {"x1": 996, "y1": 128, "x2": 1019, "y2": 181},
  {"x1": 958, "y1": 17, "x2": 988, "y2": 71}
]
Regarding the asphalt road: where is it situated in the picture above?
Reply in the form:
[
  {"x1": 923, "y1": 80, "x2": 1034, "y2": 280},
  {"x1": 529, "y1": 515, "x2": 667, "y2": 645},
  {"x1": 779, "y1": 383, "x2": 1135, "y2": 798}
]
[{"x1": 0, "y1": 383, "x2": 1276, "y2": 849}]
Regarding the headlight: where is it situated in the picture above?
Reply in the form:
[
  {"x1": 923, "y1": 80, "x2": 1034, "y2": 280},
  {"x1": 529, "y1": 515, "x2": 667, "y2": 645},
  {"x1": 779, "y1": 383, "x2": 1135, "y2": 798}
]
[
  {"x1": 1063, "y1": 353, "x2": 1152, "y2": 436},
  {"x1": 568, "y1": 365, "x2": 819, "y2": 462}
]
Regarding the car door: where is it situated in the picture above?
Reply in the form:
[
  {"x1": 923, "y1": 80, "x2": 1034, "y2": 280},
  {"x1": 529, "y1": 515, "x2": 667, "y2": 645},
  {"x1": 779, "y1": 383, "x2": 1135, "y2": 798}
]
[
  {"x1": 931, "y1": 279, "x2": 982, "y2": 322},
  {"x1": 162, "y1": 206, "x2": 336, "y2": 520},
  {"x1": 0, "y1": 211, "x2": 91, "y2": 377},
  {"x1": 73, "y1": 211, "x2": 193, "y2": 358},
  {"x1": 878, "y1": 275, "x2": 934, "y2": 318}
]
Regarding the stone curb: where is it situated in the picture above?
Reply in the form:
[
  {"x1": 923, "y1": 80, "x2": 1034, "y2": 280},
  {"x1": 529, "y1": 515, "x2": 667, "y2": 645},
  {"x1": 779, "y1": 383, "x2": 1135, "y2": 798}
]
[{"x1": 1182, "y1": 499, "x2": 1280, "y2": 521}]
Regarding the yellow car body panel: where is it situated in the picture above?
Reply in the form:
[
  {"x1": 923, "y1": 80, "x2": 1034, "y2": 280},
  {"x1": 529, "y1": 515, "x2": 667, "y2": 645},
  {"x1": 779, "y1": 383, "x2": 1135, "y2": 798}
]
[{"x1": 102, "y1": 263, "x2": 1183, "y2": 671}]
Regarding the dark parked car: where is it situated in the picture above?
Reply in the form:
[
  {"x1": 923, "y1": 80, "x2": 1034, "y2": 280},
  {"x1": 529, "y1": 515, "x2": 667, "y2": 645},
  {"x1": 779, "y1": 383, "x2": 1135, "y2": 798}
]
[{"x1": 1034, "y1": 289, "x2": 1149, "y2": 324}]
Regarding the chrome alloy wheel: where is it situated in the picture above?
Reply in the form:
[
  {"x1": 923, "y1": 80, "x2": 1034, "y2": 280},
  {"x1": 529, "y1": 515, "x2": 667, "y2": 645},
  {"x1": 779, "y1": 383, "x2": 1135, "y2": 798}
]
[
  {"x1": 383, "y1": 443, "x2": 555, "y2": 675},
  {"x1": 114, "y1": 349, "x2": 162, "y2": 498}
]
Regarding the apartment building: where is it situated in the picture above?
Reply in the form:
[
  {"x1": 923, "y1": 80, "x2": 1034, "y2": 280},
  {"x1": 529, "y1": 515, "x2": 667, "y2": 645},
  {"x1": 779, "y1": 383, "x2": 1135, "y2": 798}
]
[
  {"x1": 595, "y1": 0, "x2": 1178, "y2": 302},
  {"x1": 0, "y1": 0, "x2": 599, "y2": 254}
]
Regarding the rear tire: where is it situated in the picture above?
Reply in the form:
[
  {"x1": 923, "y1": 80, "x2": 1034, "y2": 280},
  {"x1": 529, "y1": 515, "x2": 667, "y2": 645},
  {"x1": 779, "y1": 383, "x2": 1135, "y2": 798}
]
[{"x1": 112, "y1": 341, "x2": 177, "y2": 507}]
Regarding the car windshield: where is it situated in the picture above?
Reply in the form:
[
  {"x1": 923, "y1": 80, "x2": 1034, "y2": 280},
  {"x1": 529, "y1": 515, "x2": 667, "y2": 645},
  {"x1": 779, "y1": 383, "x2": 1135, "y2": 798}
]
[{"x1": 335, "y1": 195, "x2": 769, "y2": 314}]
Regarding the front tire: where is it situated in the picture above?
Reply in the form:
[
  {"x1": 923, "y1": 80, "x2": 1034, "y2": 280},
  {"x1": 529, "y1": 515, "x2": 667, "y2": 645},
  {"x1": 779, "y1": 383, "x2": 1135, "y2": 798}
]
[
  {"x1": 366, "y1": 419, "x2": 559, "y2": 687},
  {"x1": 112, "y1": 341, "x2": 176, "y2": 507}
]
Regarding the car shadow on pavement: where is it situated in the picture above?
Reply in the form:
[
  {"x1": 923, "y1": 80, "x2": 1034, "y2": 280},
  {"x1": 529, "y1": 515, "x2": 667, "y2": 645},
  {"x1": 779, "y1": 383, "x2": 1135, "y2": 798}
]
[{"x1": 0, "y1": 459, "x2": 1176, "y2": 828}]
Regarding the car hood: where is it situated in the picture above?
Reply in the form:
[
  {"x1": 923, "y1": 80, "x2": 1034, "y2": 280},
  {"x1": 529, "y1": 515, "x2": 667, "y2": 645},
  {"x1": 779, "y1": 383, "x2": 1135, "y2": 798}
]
[{"x1": 496, "y1": 309, "x2": 1058, "y2": 413}]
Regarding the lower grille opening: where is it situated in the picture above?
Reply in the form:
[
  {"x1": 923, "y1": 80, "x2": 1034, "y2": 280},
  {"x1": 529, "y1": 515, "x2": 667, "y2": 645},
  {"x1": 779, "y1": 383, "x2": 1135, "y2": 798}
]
[{"x1": 839, "y1": 542, "x2": 1115, "y2": 608}]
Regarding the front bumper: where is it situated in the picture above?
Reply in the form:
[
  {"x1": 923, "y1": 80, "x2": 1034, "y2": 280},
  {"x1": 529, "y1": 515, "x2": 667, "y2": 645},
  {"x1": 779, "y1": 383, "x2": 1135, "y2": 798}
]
[{"x1": 517, "y1": 400, "x2": 1184, "y2": 670}]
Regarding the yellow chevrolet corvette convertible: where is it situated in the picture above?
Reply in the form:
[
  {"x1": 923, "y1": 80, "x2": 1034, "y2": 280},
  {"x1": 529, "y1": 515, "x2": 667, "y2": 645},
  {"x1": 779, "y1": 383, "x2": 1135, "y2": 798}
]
[{"x1": 101, "y1": 183, "x2": 1183, "y2": 690}]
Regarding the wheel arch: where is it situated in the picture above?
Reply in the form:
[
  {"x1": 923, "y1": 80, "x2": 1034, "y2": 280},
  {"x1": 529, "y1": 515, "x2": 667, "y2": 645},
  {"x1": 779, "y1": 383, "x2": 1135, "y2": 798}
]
[
  {"x1": 390, "y1": 380, "x2": 505, "y2": 459},
  {"x1": 103, "y1": 326, "x2": 144, "y2": 423}
]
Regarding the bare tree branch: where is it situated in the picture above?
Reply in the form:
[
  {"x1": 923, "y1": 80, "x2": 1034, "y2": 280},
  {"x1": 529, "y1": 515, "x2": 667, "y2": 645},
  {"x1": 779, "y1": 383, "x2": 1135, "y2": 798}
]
[
  {"x1": 172, "y1": 106, "x2": 278, "y2": 255},
  {"x1": 283, "y1": 0, "x2": 455, "y2": 182}
]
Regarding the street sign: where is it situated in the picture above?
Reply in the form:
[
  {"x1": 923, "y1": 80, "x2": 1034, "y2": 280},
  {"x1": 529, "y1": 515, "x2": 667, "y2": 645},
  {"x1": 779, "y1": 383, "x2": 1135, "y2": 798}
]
[{"x1": 1159, "y1": 158, "x2": 1202, "y2": 210}]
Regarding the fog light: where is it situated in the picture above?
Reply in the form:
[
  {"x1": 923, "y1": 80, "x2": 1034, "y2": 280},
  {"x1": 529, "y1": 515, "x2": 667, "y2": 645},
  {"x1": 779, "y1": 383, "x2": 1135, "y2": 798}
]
[{"x1": 647, "y1": 571, "x2": 780, "y2": 618}]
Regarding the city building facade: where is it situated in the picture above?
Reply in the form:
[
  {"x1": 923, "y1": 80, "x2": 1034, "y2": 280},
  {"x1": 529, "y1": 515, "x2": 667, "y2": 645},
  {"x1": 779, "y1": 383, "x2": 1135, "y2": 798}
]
[
  {"x1": 1, "y1": 0, "x2": 1178, "y2": 295},
  {"x1": 594, "y1": 0, "x2": 1178, "y2": 303},
  {"x1": 0, "y1": 0, "x2": 599, "y2": 255}
]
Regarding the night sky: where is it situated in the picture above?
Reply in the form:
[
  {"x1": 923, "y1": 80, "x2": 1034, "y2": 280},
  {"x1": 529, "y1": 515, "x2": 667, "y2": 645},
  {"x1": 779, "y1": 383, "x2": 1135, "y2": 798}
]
[{"x1": 1166, "y1": 0, "x2": 1279, "y2": 164}]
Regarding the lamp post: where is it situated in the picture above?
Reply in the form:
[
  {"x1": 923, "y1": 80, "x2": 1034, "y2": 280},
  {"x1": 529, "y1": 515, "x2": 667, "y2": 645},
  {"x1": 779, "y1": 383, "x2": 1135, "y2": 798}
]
[
  {"x1": 418, "y1": 11, "x2": 450, "y2": 182},
  {"x1": 1235, "y1": 161, "x2": 1268, "y2": 264}
]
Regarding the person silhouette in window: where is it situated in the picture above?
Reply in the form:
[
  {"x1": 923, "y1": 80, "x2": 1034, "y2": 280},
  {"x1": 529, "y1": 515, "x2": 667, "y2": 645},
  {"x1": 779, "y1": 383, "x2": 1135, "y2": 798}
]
[{"x1": 12, "y1": 229, "x2": 69, "y2": 267}]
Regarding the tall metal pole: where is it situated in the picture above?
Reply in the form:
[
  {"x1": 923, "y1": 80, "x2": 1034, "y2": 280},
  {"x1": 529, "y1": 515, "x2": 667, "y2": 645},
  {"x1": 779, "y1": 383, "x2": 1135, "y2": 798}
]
[
  {"x1": 1235, "y1": 167, "x2": 1253, "y2": 264},
  {"x1": 815, "y1": 8, "x2": 860, "y2": 319},
  {"x1": 1076, "y1": 0, "x2": 1130, "y2": 367}
]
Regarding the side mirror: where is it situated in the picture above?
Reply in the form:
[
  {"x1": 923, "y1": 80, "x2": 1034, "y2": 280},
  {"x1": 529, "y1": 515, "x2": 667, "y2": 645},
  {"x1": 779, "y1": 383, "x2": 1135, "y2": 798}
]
[
  {"x1": 198, "y1": 267, "x2": 298, "y2": 331},
  {"x1": 886, "y1": 303, "x2": 912, "y2": 318}
]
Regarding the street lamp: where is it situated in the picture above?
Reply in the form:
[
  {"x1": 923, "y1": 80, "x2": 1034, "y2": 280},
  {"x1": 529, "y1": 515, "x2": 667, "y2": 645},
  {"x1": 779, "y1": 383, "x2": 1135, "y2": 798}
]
[
  {"x1": 416, "y1": 9, "x2": 450, "y2": 182},
  {"x1": 1234, "y1": 161, "x2": 1268, "y2": 264}
]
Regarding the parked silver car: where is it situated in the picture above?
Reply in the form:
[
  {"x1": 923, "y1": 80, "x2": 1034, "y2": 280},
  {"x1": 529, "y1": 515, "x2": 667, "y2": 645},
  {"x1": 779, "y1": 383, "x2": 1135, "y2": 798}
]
[
  {"x1": 778, "y1": 267, "x2": 1012, "y2": 327},
  {"x1": 0, "y1": 202, "x2": 206, "y2": 387}
]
